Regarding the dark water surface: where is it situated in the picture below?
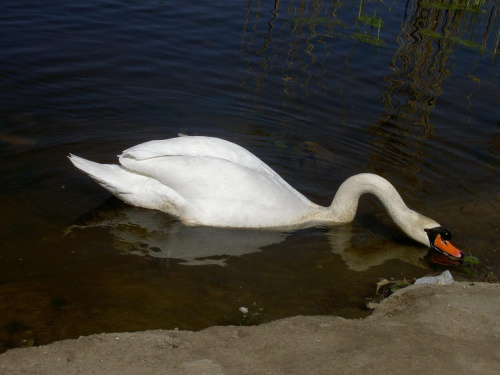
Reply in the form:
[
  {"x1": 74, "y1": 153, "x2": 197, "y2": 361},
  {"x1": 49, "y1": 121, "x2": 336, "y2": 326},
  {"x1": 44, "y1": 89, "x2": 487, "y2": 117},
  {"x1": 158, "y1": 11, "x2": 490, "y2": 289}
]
[{"x1": 1, "y1": 0, "x2": 499, "y2": 351}]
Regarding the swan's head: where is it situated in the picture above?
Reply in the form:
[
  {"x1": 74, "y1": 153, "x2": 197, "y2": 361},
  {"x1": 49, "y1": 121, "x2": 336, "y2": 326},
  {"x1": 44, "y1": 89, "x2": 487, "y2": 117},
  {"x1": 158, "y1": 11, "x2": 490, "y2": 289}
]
[
  {"x1": 402, "y1": 213, "x2": 463, "y2": 263},
  {"x1": 424, "y1": 227, "x2": 463, "y2": 262}
]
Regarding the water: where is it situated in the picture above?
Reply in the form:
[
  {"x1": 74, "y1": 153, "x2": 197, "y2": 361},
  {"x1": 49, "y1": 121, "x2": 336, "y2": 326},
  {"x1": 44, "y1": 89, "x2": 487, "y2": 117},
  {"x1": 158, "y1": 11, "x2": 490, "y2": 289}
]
[{"x1": 1, "y1": 0, "x2": 499, "y2": 351}]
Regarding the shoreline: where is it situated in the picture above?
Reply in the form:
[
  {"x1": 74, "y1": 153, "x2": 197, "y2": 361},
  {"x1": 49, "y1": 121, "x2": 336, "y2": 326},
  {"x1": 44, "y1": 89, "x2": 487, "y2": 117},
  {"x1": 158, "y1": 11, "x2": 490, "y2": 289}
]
[{"x1": 1, "y1": 281, "x2": 499, "y2": 375}]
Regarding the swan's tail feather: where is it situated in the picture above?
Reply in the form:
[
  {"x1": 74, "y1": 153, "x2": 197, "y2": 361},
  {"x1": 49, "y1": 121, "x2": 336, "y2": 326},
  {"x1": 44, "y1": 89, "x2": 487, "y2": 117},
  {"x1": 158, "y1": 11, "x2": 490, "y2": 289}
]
[
  {"x1": 68, "y1": 154, "x2": 131, "y2": 196},
  {"x1": 68, "y1": 154, "x2": 187, "y2": 216}
]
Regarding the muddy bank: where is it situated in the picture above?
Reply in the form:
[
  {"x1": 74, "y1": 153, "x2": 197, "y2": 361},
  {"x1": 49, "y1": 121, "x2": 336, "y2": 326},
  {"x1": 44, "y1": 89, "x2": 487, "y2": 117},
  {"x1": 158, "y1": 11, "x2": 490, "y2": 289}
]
[{"x1": 1, "y1": 282, "x2": 499, "y2": 375}]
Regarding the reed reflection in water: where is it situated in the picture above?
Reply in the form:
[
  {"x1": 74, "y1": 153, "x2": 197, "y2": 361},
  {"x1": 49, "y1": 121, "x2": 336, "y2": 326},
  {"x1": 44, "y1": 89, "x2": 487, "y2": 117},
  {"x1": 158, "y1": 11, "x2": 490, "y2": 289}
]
[{"x1": 237, "y1": 0, "x2": 499, "y2": 200}]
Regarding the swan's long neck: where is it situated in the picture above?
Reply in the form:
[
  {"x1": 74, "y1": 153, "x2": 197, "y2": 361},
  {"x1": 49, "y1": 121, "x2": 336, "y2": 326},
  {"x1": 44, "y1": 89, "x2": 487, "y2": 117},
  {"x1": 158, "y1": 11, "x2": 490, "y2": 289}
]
[
  {"x1": 328, "y1": 173, "x2": 406, "y2": 222},
  {"x1": 324, "y1": 174, "x2": 438, "y2": 244}
]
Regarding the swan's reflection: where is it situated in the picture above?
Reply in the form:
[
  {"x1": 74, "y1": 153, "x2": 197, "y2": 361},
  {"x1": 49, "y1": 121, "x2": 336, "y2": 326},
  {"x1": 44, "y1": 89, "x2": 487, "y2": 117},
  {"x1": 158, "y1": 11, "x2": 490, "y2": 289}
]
[
  {"x1": 326, "y1": 224, "x2": 427, "y2": 272},
  {"x1": 66, "y1": 202, "x2": 286, "y2": 266},
  {"x1": 66, "y1": 200, "x2": 428, "y2": 270}
]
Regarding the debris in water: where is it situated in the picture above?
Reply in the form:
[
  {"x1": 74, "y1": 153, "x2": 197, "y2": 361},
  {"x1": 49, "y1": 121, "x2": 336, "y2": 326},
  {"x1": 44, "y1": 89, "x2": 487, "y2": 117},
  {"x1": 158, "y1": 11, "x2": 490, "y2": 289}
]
[
  {"x1": 365, "y1": 271, "x2": 455, "y2": 309},
  {"x1": 462, "y1": 255, "x2": 480, "y2": 266},
  {"x1": 365, "y1": 279, "x2": 413, "y2": 309},
  {"x1": 414, "y1": 270, "x2": 454, "y2": 285}
]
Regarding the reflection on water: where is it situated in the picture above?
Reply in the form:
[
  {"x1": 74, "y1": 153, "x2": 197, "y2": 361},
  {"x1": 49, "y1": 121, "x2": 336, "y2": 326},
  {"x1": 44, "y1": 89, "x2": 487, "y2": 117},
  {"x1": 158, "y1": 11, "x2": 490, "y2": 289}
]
[
  {"x1": 65, "y1": 200, "x2": 429, "y2": 270},
  {"x1": 0, "y1": 0, "x2": 499, "y2": 352},
  {"x1": 370, "y1": 2, "x2": 457, "y2": 195},
  {"x1": 66, "y1": 202, "x2": 287, "y2": 266}
]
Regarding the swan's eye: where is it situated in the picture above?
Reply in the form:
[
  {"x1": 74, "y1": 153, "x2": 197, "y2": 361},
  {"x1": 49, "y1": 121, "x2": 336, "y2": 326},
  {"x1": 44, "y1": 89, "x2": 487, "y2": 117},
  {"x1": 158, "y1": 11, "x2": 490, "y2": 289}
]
[{"x1": 441, "y1": 229, "x2": 452, "y2": 241}]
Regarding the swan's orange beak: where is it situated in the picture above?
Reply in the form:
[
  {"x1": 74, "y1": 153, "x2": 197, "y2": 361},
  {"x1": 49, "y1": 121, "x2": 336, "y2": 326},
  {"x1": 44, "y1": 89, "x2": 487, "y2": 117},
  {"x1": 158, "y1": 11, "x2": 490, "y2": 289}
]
[{"x1": 433, "y1": 234, "x2": 463, "y2": 260}]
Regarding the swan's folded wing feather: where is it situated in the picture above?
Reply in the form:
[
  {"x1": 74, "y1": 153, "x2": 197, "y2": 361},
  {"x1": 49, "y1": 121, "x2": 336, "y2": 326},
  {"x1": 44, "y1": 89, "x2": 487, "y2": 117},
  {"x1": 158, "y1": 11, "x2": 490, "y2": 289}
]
[
  {"x1": 119, "y1": 136, "x2": 278, "y2": 177},
  {"x1": 119, "y1": 155, "x2": 288, "y2": 202}
]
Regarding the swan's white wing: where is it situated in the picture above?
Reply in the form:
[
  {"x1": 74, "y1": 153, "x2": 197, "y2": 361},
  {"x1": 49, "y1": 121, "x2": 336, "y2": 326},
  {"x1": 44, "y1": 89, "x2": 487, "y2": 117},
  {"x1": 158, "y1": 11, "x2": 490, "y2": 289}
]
[
  {"x1": 119, "y1": 136, "x2": 279, "y2": 177},
  {"x1": 119, "y1": 154, "x2": 315, "y2": 227}
]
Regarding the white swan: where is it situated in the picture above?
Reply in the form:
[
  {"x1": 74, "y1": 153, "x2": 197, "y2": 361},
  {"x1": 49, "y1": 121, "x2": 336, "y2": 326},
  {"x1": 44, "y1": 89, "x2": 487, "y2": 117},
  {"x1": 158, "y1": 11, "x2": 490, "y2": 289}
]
[{"x1": 69, "y1": 135, "x2": 463, "y2": 260}]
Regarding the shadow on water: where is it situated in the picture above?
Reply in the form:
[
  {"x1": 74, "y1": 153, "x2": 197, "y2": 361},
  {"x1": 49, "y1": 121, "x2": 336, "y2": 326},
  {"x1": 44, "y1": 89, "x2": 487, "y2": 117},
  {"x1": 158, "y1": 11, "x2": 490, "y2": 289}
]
[{"x1": 0, "y1": 0, "x2": 499, "y2": 352}]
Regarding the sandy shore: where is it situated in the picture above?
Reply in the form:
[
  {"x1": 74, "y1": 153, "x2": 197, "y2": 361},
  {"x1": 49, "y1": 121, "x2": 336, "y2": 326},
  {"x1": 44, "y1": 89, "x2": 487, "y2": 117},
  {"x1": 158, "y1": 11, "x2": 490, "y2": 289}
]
[{"x1": 1, "y1": 281, "x2": 499, "y2": 374}]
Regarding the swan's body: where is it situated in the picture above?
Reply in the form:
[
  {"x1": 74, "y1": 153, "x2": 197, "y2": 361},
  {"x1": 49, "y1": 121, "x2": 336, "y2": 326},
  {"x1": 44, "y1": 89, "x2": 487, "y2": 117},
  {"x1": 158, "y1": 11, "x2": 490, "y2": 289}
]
[{"x1": 69, "y1": 136, "x2": 463, "y2": 259}]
